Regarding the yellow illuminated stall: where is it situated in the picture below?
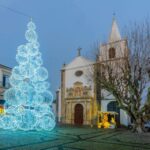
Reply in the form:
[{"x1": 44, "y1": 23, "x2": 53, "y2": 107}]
[
  {"x1": 0, "y1": 106, "x2": 4, "y2": 114},
  {"x1": 97, "y1": 111, "x2": 118, "y2": 128},
  {"x1": 0, "y1": 100, "x2": 5, "y2": 115}
]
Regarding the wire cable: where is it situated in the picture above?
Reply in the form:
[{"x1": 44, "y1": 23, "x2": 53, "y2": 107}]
[{"x1": 0, "y1": 4, "x2": 30, "y2": 18}]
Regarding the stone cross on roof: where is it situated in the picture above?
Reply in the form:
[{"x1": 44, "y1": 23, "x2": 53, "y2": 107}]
[{"x1": 77, "y1": 47, "x2": 82, "y2": 56}]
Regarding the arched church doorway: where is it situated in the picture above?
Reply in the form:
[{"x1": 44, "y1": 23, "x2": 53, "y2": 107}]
[
  {"x1": 107, "y1": 101, "x2": 120, "y2": 126},
  {"x1": 74, "y1": 104, "x2": 83, "y2": 125}
]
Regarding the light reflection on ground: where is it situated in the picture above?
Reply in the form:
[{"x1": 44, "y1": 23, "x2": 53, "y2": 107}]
[{"x1": 0, "y1": 126, "x2": 150, "y2": 150}]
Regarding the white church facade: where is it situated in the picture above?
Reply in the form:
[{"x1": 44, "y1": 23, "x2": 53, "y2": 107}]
[
  {"x1": 56, "y1": 18, "x2": 131, "y2": 127},
  {"x1": 56, "y1": 50, "x2": 97, "y2": 125}
]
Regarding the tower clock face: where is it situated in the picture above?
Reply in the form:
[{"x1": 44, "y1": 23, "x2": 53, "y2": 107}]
[{"x1": 75, "y1": 70, "x2": 83, "y2": 77}]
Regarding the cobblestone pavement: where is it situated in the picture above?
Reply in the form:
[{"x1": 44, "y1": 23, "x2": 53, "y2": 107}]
[{"x1": 0, "y1": 126, "x2": 150, "y2": 150}]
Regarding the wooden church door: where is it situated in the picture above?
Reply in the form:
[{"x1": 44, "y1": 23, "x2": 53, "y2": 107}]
[{"x1": 74, "y1": 104, "x2": 83, "y2": 125}]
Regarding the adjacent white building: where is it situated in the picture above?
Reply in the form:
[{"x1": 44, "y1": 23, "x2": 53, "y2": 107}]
[{"x1": 0, "y1": 64, "x2": 11, "y2": 113}]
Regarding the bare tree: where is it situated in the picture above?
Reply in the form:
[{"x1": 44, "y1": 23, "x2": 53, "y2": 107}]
[{"x1": 91, "y1": 20, "x2": 150, "y2": 133}]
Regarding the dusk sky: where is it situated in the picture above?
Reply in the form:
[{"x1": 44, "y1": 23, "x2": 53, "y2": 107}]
[{"x1": 0, "y1": 0, "x2": 150, "y2": 95}]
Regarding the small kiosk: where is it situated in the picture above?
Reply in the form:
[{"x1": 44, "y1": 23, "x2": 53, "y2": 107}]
[
  {"x1": 0, "y1": 100, "x2": 5, "y2": 115},
  {"x1": 97, "y1": 111, "x2": 118, "y2": 128}
]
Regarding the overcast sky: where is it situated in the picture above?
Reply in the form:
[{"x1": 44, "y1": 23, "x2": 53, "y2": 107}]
[{"x1": 0, "y1": 0, "x2": 150, "y2": 95}]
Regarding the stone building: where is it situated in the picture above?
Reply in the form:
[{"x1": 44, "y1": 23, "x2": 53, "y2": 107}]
[
  {"x1": 57, "y1": 18, "x2": 131, "y2": 126},
  {"x1": 57, "y1": 49, "x2": 98, "y2": 125},
  {"x1": 0, "y1": 64, "x2": 11, "y2": 114}
]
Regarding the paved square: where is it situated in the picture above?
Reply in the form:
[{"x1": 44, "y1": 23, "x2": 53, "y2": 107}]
[{"x1": 0, "y1": 126, "x2": 150, "y2": 150}]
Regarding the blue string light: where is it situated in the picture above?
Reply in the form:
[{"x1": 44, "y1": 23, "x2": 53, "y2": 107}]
[{"x1": 0, "y1": 20, "x2": 55, "y2": 131}]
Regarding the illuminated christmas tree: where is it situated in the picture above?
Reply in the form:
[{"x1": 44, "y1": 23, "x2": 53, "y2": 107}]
[{"x1": 0, "y1": 19, "x2": 55, "y2": 131}]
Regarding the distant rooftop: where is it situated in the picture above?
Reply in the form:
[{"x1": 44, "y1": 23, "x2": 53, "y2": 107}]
[{"x1": 0, "y1": 64, "x2": 12, "y2": 70}]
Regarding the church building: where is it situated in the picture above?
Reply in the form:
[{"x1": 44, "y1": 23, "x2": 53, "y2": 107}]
[
  {"x1": 56, "y1": 18, "x2": 131, "y2": 127},
  {"x1": 57, "y1": 49, "x2": 98, "y2": 125}
]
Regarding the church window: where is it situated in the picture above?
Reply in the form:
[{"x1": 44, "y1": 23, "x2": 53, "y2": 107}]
[
  {"x1": 75, "y1": 70, "x2": 83, "y2": 77},
  {"x1": 109, "y1": 47, "x2": 116, "y2": 59}
]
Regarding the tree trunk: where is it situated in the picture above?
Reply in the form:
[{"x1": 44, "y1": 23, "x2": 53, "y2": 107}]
[{"x1": 132, "y1": 118, "x2": 144, "y2": 133}]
